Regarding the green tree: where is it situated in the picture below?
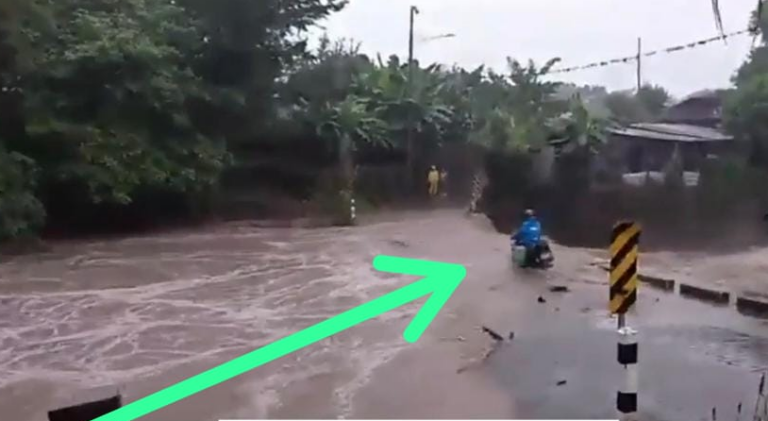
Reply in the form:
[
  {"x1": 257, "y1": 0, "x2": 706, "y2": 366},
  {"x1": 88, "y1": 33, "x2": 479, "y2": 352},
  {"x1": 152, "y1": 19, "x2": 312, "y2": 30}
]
[
  {"x1": 282, "y1": 36, "x2": 372, "y2": 106},
  {"x1": 0, "y1": 147, "x2": 45, "y2": 240},
  {"x1": 17, "y1": 0, "x2": 230, "y2": 205},
  {"x1": 635, "y1": 84, "x2": 671, "y2": 120},
  {"x1": 725, "y1": 75, "x2": 768, "y2": 166},
  {"x1": 724, "y1": 1, "x2": 768, "y2": 166},
  {"x1": 605, "y1": 91, "x2": 650, "y2": 124},
  {"x1": 313, "y1": 95, "x2": 389, "y2": 223},
  {"x1": 352, "y1": 56, "x2": 453, "y2": 168},
  {"x1": 549, "y1": 97, "x2": 609, "y2": 152},
  {"x1": 469, "y1": 58, "x2": 565, "y2": 152},
  {"x1": 182, "y1": 0, "x2": 347, "y2": 141}
]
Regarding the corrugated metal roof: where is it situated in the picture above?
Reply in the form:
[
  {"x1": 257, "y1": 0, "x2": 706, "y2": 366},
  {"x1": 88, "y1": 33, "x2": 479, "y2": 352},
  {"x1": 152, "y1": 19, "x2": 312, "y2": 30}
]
[{"x1": 607, "y1": 123, "x2": 733, "y2": 143}]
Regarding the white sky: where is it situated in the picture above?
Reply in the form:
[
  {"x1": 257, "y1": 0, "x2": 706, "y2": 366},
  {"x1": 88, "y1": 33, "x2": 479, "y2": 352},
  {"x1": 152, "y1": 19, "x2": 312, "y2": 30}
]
[{"x1": 311, "y1": 0, "x2": 760, "y2": 98}]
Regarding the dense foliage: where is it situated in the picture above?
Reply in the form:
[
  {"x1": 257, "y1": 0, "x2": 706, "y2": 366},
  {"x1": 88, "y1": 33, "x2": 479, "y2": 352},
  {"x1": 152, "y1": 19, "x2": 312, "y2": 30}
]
[
  {"x1": 2, "y1": 0, "x2": 758, "y2": 240},
  {"x1": 725, "y1": 2, "x2": 768, "y2": 167},
  {"x1": 603, "y1": 85, "x2": 671, "y2": 124},
  {"x1": 0, "y1": 0, "x2": 347, "y2": 236}
]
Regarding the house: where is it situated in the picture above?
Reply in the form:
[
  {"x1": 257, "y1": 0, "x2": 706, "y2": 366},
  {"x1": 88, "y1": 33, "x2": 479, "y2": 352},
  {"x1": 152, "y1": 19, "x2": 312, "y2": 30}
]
[
  {"x1": 601, "y1": 90, "x2": 736, "y2": 186},
  {"x1": 660, "y1": 90, "x2": 723, "y2": 128},
  {"x1": 606, "y1": 123, "x2": 734, "y2": 173}
]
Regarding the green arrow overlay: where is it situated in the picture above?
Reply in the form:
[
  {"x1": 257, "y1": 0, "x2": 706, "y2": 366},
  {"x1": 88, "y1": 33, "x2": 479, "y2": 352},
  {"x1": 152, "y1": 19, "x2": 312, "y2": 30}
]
[{"x1": 94, "y1": 254, "x2": 466, "y2": 421}]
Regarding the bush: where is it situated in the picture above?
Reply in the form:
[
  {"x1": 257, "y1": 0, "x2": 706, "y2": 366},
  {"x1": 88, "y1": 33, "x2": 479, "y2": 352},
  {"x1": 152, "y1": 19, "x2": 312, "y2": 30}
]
[
  {"x1": 697, "y1": 157, "x2": 766, "y2": 219},
  {"x1": 0, "y1": 148, "x2": 46, "y2": 240}
]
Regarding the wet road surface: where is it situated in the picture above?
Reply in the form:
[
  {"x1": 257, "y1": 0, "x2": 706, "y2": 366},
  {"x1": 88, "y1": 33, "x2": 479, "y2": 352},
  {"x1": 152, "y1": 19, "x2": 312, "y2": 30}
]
[
  {"x1": 484, "y1": 278, "x2": 768, "y2": 421},
  {"x1": 1, "y1": 210, "x2": 768, "y2": 420}
]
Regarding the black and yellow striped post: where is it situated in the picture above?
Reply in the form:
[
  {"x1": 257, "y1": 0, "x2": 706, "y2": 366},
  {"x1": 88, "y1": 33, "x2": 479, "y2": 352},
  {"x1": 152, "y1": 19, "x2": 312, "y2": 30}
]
[
  {"x1": 610, "y1": 221, "x2": 641, "y2": 420},
  {"x1": 610, "y1": 221, "x2": 640, "y2": 315}
]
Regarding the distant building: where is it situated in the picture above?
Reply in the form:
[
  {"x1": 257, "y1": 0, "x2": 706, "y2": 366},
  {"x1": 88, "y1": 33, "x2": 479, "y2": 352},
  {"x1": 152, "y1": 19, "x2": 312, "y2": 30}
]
[
  {"x1": 661, "y1": 90, "x2": 724, "y2": 128},
  {"x1": 601, "y1": 90, "x2": 735, "y2": 186},
  {"x1": 606, "y1": 123, "x2": 733, "y2": 172}
]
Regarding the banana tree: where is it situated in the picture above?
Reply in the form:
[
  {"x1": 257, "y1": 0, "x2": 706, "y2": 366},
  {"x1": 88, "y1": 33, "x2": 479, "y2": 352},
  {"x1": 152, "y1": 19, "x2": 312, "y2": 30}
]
[
  {"x1": 315, "y1": 95, "x2": 390, "y2": 223},
  {"x1": 467, "y1": 58, "x2": 567, "y2": 153},
  {"x1": 547, "y1": 97, "x2": 609, "y2": 153},
  {"x1": 546, "y1": 97, "x2": 611, "y2": 191},
  {"x1": 352, "y1": 57, "x2": 454, "y2": 187}
]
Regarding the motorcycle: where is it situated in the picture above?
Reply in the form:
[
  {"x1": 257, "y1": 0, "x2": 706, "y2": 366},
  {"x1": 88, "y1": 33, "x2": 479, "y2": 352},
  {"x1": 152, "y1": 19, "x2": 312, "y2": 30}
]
[{"x1": 511, "y1": 238, "x2": 555, "y2": 269}]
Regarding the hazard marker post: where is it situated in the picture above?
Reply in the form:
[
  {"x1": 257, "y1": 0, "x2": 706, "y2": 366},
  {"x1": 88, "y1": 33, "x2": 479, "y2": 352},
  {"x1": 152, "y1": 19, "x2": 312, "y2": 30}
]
[{"x1": 610, "y1": 221, "x2": 641, "y2": 420}]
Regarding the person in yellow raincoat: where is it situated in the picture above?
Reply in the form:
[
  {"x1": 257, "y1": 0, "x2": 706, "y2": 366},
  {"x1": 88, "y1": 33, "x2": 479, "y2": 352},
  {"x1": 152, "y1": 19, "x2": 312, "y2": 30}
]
[{"x1": 427, "y1": 165, "x2": 440, "y2": 197}]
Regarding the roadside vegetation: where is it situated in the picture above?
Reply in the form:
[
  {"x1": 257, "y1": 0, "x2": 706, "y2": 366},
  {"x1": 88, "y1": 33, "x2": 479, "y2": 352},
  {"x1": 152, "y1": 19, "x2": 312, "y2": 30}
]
[{"x1": 1, "y1": 0, "x2": 767, "y2": 243}]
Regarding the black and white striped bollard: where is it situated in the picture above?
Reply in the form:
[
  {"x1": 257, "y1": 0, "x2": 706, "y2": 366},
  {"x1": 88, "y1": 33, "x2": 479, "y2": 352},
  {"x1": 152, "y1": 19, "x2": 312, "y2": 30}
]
[{"x1": 617, "y1": 315, "x2": 638, "y2": 420}]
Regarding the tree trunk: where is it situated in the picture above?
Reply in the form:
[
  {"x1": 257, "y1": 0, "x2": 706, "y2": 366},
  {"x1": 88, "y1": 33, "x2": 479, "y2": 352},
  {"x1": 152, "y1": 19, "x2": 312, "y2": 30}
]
[
  {"x1": 340, "y1": 134, "x2": 354, "y2": 190},
  {"x1": 338, "y1": 134, "x2": 355, "y2": 225}
]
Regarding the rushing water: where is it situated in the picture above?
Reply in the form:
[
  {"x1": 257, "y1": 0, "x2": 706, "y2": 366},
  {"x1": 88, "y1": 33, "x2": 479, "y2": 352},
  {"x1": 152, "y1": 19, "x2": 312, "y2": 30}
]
[{"x1": 0, "y1": 221, "x2": 418, "y2": 419}]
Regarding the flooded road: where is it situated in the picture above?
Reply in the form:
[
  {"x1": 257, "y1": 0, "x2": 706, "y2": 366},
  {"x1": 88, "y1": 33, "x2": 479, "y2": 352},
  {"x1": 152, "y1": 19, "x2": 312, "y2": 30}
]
[
  {"x1": 2, "y1": 210, "x2": 768, "y2": 420},
  {"x1": 0, "y1": 211, "x2": 514, "y2": 420}
]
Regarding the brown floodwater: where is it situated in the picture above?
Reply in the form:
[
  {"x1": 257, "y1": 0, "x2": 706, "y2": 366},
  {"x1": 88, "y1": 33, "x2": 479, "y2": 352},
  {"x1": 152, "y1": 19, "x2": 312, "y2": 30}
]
[{"x1": 0, "y1": 211, "x2": 517, "y2": 420}]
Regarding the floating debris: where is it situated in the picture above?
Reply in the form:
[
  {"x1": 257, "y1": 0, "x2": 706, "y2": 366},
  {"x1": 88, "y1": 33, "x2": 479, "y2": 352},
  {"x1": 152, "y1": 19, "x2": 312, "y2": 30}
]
[
  {"x1": 556, "y1": 380, "x2": 567, "y2": 386},
  {"x1": 388, "y1": 239, "x2": 409, "y2": 248},
  {"x1": 458, "y1": 326, "x2": 511, "y2": 374},
  {"x1": 439, "y1": 336, "x2": 467, "y2": 343},
  {"x1": 457, "y1": 343, "x2": 502, "y2": 374},
  {"x1": 482, "y1": 326, "x2": 504, "y2": 342},
  {"x1": 549, "y1": 285, "x2": 570, "y2": 293},
  {"x1": 538, "y1": 296, "x2": 547, "y2": 303}
]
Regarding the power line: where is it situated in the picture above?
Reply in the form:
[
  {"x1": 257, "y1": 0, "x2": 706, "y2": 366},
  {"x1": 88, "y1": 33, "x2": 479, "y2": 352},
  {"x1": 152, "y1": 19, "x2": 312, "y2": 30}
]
[{"x1": 549, "y1": 29, "x2": 751, "y2": 75}]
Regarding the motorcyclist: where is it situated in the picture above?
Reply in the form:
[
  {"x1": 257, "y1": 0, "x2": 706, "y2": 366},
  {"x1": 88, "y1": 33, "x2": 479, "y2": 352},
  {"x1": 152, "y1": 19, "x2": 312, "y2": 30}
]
[{"x1": 512, "y1": 209, "x2": 545, "y2": 267}]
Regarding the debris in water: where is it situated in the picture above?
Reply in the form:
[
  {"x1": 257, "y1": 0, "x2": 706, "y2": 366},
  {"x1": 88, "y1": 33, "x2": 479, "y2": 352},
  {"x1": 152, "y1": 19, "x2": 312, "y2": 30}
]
[
  {"x1": 389, "y1": 239, "x2": 409, "y2": 248},
  {"x1": 440, "y1": 336, "x2": 467, "y2": 343},
  {"x1": 589, "y1": 258, "x2": 609, "y2": 267},
  {"x1": 580, "y1": 307, "x2": 591, "y2": 313},
  {"x1": 556, "y1": 380, "x2": 567, "y2": 386},
  {"x1": 538, "y1": 296, "x2": 547, "y2": 303},
  {"x1": 457, "y1": 342, "x2": 502, "y2": 374},
  {"x1": 458, "y1": 326, "x2": 512, "y2": 374},
  {"x1": 549, "y1": 285, "x2": 570, "y2": 293},
  {"x1": 482, "y1": 326, "x2": 504, "y2": 342}
]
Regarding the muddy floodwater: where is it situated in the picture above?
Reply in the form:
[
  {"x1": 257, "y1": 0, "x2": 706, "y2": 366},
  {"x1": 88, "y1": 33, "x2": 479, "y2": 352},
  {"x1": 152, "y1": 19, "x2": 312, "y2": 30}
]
[
  {"x1": 3, "y1": 210, "x2": 768, "y2": 421},
  {"x1": 0, "y1": 211, "x2": 515, "y2": 420}
]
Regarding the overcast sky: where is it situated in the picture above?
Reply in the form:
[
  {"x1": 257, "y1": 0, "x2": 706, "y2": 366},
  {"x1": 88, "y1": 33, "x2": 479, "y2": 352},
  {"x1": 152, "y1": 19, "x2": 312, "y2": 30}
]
[{"x1": 310, "y1": 0, "x2": 759, "y2": 98}]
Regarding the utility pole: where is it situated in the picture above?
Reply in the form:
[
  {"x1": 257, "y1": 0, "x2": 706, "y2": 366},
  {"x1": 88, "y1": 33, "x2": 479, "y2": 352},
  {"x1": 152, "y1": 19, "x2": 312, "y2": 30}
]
[
  {"x1": 409, "y1": 6, "x2": 417, "y2": 71},
  {"x1": 407, "y1": 5, "x2": 419, "y2": 193},
  {"x1": 636, "y1": 37, "x2": 642, "y2": 91}
]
